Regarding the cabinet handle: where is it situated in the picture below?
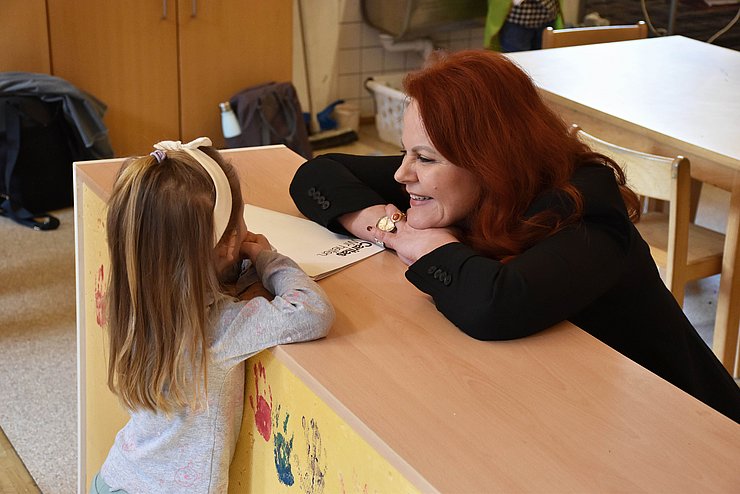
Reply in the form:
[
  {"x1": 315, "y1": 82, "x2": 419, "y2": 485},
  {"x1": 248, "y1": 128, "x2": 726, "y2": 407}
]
[
  {"x1": 191, "y1": 0, "x2": 197, "y2": 18},
  {"x1": 161, "y1": 0, "x2": 167, "y2": 19}
]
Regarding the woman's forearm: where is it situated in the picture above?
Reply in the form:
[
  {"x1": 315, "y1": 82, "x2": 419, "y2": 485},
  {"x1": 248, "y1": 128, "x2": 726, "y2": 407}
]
[{"x1": 289, "y1": 154, "x2": 406, "y2": 234}]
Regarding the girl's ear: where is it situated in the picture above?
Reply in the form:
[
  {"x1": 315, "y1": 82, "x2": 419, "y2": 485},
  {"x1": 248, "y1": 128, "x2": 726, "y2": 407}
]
[
  {"x1": 216, "y1": 230, "x2": 238, "y2": 262},
  {"x1": 226, "y1": 230, "x2": 238, "y2": 261}
]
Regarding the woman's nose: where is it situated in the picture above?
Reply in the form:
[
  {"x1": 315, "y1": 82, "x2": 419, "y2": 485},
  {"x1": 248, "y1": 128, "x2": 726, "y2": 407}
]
[{"x1": 394, "y1": 158, "x2": 415, "y2": 184}]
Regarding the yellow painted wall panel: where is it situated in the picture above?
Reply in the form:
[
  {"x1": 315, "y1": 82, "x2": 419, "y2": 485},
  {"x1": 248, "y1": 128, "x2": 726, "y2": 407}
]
[
  {"x1": 230, "y1": 352, "x2": 420, "y2": 493},
  {"x1": 80, "y1": 183, "x2": 129, "y2": 487}
]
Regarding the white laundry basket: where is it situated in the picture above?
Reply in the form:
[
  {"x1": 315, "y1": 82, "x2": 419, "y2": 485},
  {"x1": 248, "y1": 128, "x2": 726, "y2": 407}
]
[{"x1": 365, "y1": 72, "x2": 408, "y2": 146}]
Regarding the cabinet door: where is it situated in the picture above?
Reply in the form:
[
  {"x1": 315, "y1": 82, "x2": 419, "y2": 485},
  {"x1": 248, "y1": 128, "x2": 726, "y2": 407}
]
[
  {"x1": 47, "y1": 0, "x2": 180, "y2": 157},
  {"x1": 177, "y1": 0, "x2": 293, "y2": 148},
  {"x1": 0, "y1": 0, "x2": 51, "y2": 73}
]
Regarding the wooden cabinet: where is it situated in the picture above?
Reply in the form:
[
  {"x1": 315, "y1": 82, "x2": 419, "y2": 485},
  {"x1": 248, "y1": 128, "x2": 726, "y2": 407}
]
[
  {"x1": 45, "y1": 0, "x2": 292, "y2": 156},
  {"x1": 0, "y1": 0, "x2": 51, "y2": 73}
]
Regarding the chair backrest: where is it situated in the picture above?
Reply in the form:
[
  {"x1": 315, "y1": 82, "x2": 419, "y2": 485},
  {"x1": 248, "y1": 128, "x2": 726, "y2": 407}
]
[
  {"x1": 542, "y1": 21, "x2": 648, "y2": 49},
  {"x1": 572, "y1": 124, "x2": 691, "y2": 291},
  {"x1": 572, "y1": 125, "x2": 689, "y2": 204}
]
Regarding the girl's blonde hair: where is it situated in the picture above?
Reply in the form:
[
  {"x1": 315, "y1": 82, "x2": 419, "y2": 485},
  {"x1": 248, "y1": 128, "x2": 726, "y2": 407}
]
[{"x1": 105, "y1": 146, "x2": 241, "y2": 414}]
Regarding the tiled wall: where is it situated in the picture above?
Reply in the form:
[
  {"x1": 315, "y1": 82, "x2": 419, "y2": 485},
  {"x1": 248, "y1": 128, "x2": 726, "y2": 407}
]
[
  {"x1": 329, "y1": 0, "x2": 486, "y2": 119},
  {"x1": 294, "y1": 0, "x2": 585, "y2": 124}
]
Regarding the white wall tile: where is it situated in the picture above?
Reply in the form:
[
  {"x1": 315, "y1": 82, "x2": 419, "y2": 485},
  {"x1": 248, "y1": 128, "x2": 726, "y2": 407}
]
[
  {"x1": 404, "y1": 52, "x2": 425, "y2": 70},
  {"x1": 339, "y1": 22, "x2": 362, "y2": 49},
  {"x1": 383, "y1": 50, "x2": 406, "y2": 72},
  {"x1": 338, "y1": 48, "x2": 361, "y2": 75},
  {"x1": 360, "y1": 96, "x2": 376, "y2": 118},
  {"x1": 338, "y1": 73, "x2": 361, "y2": 100},
  {"x1": 361, "y1": 46, "x2": 384, "y2": 73},
  {"x1": 361, "y1": 23, "x2": 382, "y2": 47},
  {"x1": 471, "y1": 27, "x2": 485, "y2": 45},
  {"x1": 449, "y1": 39, "x2": 471, "y2": 52},
  {"x1": 430, "y1": 35, "x2": 450, "y2": 50},
  {"x1": 449, "y1": 27, "x2": 472, "y2": 41},
  {"x1": 432, "y1": 39, "x2": 451, "y2": 51},
  {"x1": 340, "y1": 0, "x2": 362, "y2": 23}
]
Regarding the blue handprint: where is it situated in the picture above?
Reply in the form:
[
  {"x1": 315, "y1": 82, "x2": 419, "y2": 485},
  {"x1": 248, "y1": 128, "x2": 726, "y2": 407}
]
[{"x1": 273, "y1": 405, "x2": 295, "y2": 486}]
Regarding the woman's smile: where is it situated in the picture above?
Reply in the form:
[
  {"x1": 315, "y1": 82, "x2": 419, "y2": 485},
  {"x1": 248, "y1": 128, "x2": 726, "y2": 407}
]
[{"x1": 409, "y1": 193, "x2": 432, "y2": 203}]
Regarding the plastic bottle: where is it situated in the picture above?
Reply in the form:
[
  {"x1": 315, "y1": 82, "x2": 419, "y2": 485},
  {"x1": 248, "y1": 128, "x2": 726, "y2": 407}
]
[{"x1": 219, "y1": 102, "x2": 241, "y2": 138}]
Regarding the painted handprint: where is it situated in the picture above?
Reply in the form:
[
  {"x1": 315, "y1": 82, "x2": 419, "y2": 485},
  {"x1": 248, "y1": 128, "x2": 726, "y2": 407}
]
[
  {"x1": 94, "y1": 264, "x2": 106, "y2": 327},
  {"x1": 249, "y1": 361, "x2": 273, "y2": 441},
  {"x1": 300, "y1": 416, "x2": 326, "y2": 494},
  {"x1": 339, "y1": 471, "x2": 371, "y2": 494},
  {"x1": 273, "y1": 404, "x2": 295, "y2": 486}
]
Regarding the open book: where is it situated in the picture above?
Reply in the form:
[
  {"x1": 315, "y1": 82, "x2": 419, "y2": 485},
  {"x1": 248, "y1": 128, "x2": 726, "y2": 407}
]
[{"x1": 243, "y1": 204, "x2": 385, "y2": 280}]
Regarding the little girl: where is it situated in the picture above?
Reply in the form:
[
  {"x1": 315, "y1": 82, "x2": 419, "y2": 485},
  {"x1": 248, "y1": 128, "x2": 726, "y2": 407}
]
[{"x1": 91, "y1": 137, "x2": 334, "y2": 493}]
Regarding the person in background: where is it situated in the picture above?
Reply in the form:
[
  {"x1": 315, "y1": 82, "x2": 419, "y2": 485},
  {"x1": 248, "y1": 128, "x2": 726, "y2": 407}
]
[
  {"x1": 485, "y1": 0, "x2": 563, "y2": 52},
  {"x1": 289, "y1": 50, "x2": 740, "y2": 424},
  {"x1": 91, "y1": 137, "x2": 334, "y2": 493}
]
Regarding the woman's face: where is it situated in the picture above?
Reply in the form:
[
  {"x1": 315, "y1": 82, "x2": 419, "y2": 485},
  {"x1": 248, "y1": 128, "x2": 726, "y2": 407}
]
[{"x1": 394, "y1": 101, "x2": 480, "y2": 230}]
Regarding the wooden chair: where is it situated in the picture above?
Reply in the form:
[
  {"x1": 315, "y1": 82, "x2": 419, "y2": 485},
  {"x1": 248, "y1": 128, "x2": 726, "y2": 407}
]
[
  {"x1": 572, "y1": 125, "x2": 725, "y2": 307},
  {"x1": 542, "y1": 21, "x2": 648, "y2": 49}
]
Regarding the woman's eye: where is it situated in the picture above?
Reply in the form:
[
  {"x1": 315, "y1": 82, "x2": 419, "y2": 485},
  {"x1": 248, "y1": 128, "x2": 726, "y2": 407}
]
[{"x1": 400, "y1": 149, "x2": 435, "y2": 164}]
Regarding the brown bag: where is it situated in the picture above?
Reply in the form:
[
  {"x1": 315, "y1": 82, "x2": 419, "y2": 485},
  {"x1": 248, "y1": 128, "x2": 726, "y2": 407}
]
[{"x1": 225, "y1": 81, "x2": 312, "y2": 159}]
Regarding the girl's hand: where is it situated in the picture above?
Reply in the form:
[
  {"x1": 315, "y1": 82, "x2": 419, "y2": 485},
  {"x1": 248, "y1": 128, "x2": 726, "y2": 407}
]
[
  {"x1": 239, "y1": 282, "x2": 273, "y2": 301},
  {"x1": 369, "y1": 205, "x2": 460, "y2": 265},
  {"x1": 240, "y1": 231, "x2": 272, "y2": 262}
]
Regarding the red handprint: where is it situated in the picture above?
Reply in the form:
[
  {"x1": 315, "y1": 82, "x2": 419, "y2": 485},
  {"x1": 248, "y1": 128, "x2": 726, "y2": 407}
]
[
  {"x1": 94, "y1": 264, "x2": 106, "y2": 327},
  {"x1": 249, "y1": 361, "x2": 273, "y2": 441}
]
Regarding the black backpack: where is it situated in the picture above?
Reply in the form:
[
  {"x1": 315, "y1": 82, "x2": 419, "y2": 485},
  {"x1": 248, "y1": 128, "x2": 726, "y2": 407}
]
[{"x1": 0, "y1": 96, "x2": 78, "y2": 230}]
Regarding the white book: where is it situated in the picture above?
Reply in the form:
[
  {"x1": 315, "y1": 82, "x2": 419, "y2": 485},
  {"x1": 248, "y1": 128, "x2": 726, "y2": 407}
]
[{"x1": 243, "y1": 204, "x2": 385, "y2": 280}]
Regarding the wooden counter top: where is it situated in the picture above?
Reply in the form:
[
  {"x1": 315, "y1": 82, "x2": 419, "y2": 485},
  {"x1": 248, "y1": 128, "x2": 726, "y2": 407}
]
[{"x1": 76, "y1": 145, "x2": 740, "y2": 493}]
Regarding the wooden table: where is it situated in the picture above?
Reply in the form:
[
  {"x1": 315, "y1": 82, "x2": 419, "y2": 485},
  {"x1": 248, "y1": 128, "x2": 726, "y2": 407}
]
[
  {"x1": 75, "y1": 145, "x2": 740, "y2": 493},
  {"x1": 507, "y1": 35, "x2": 740, "y2": 376}
]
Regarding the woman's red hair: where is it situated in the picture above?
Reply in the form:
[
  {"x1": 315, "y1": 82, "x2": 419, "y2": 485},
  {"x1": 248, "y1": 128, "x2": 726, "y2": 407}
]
[{"x1": 403, "y1": 49, "x2": 639, "y2": 260}]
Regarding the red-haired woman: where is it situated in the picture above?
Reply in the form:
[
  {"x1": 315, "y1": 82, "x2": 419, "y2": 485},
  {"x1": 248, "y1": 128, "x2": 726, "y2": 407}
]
[{"x1": 290, "y1": 49, "x2": 740, "y2": 423}]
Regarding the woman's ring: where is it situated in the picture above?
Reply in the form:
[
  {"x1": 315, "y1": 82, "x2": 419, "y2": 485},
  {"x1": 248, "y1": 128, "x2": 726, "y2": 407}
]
[
  {"x1": 373, "y1": 237, "x2": 385, "y2": 248},
  {"x1": 376, "y1": 211, "x2": 406, "y2": 233}
]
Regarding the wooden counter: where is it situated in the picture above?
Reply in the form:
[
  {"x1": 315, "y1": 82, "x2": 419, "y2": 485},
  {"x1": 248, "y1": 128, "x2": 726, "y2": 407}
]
[{"x1": 76, "y1": 145, "x2": 740, "y2": 493}]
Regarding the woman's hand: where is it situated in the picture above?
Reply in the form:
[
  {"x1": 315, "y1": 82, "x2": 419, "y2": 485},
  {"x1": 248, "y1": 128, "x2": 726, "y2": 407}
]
[
  {"x1": 240, "y1": 231, "x2": 272, "y2": 262},
  {"x1": 369, "y1": 205, "x2": 460, "y2": 265},
  {"x1": 337, "y1": 204, "x2": 389, "y2": 241}
]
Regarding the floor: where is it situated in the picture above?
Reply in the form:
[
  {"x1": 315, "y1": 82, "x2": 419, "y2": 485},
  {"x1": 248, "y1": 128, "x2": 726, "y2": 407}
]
[
  {"x1": 0, "y1": 426, "x2": 38, "y2": 493},
  {"x1": 584, "y1": 0, "x2": 740, "y2": 51},
  {"x1": 314, "y1": 121, "x2": 401, "y2": 156}
]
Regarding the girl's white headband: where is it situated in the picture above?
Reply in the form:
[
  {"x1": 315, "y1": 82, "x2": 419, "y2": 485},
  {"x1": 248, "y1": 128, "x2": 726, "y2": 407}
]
[{"x1": 152, "y1": 137, "x2": 232, "y2": 246}]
